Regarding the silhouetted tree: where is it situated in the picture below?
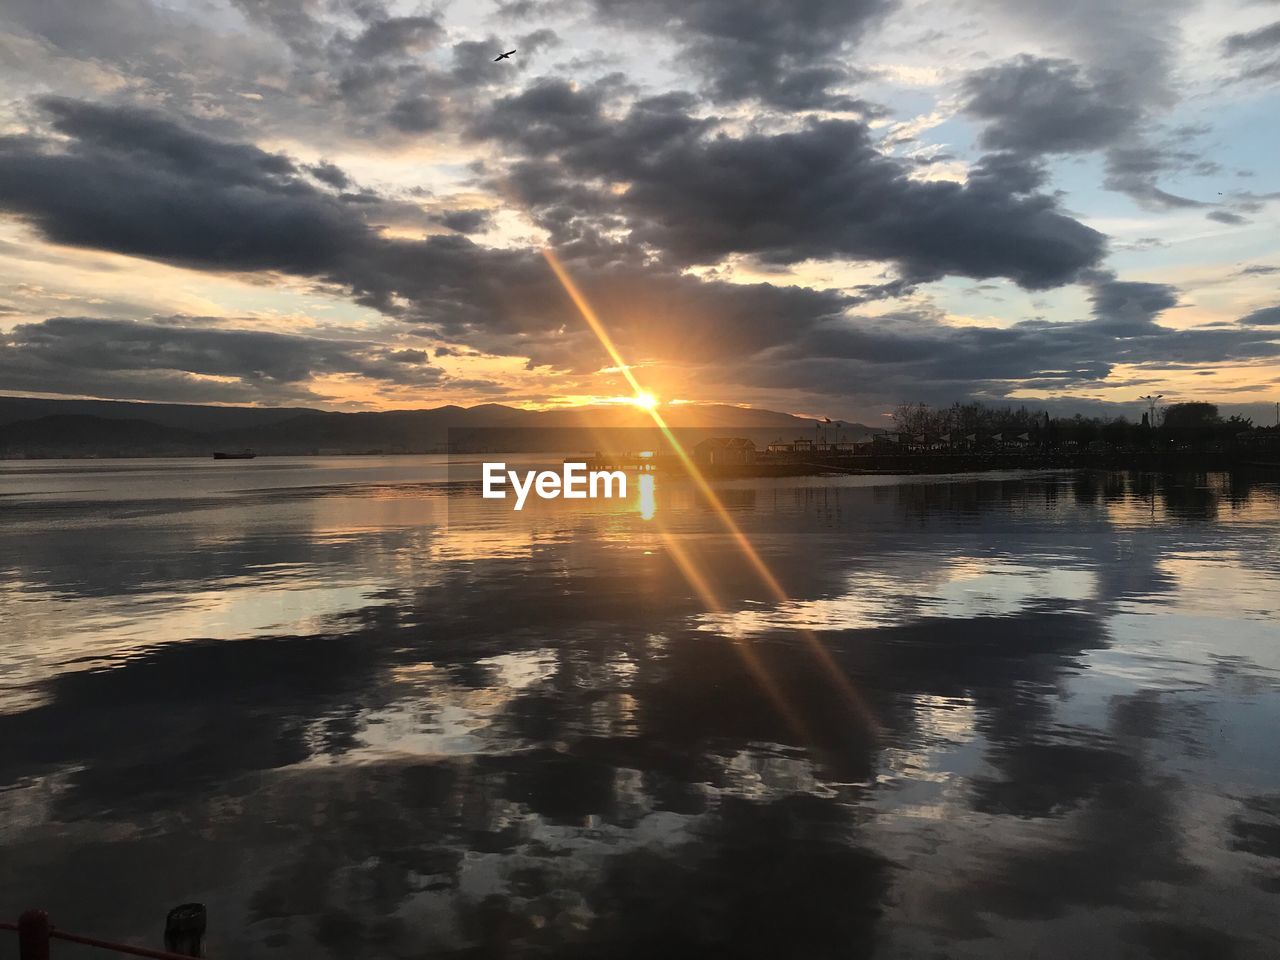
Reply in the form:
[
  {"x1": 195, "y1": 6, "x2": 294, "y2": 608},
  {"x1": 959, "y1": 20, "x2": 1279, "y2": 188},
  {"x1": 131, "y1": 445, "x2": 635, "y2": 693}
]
[{"x1": 1162, "y1": 402, "x2": 1220, "y2": 431}]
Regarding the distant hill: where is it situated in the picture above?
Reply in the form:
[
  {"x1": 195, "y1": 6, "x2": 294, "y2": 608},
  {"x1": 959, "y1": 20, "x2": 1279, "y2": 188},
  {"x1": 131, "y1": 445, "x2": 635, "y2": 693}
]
[
  {"x1": 0, "y1": 414, "x2": 205, "y2": 455},
  {"x1": 0, "y1": 396, "x2": 876, "y2": 458},
  {"x1": 0, "y1": 396, "x2": 312, "y2": 431}
]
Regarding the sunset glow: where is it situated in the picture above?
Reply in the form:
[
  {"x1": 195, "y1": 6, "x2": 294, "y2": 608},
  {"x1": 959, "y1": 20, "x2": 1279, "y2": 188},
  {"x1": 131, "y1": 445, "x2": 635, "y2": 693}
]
[{"x1": 0, "y1": 0, "x2": 1274, "y2": 422}]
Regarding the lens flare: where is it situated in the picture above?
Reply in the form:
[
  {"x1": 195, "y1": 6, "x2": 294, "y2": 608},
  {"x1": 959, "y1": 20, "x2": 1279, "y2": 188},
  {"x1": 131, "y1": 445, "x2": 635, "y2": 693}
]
[{"x1": 541, "y1": 247, "x2": 878, "y2": 738}]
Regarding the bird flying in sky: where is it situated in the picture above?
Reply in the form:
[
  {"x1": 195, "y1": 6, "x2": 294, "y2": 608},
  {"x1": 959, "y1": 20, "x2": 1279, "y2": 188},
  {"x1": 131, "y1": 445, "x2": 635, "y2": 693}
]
[{"x1": 494, "y1": 49, "x2": 516, "y2": 61}]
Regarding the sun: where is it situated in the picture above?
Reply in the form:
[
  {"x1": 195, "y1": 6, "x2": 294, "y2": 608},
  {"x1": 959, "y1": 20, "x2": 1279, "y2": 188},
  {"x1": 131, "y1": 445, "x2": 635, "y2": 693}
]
[{"x1": 630, "y1": 391, "x2": 659, "y2": 410}]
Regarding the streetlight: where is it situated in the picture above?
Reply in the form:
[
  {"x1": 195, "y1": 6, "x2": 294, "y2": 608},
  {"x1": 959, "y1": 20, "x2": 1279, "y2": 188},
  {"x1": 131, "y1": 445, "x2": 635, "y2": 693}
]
[{"x1": 1139, "y1": 394, "x2": 1163, "y2": 425}]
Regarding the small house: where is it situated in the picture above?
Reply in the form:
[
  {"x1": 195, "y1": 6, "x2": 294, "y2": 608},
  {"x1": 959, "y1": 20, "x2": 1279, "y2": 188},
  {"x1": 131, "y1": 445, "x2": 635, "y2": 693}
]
[{"x1": 693, "y1": 437, "x2": 757, "y2": 465}]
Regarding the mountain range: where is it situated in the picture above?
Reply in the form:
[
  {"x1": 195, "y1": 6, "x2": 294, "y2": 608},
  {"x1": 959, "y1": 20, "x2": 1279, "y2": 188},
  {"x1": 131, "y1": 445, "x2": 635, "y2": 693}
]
[{"x1": 0, "y1": 396, "x2": 875, "y2": 458}]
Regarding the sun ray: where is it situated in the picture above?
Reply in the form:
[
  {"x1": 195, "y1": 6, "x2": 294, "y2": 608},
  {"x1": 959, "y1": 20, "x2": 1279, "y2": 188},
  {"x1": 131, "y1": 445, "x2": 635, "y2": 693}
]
[{"x1": 542, "y1": 248, "x2": 878, "y2": 736}]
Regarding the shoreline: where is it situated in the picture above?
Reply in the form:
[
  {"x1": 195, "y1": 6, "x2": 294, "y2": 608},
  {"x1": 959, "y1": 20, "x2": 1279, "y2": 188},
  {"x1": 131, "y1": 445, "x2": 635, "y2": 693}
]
[
  {"x1": 3, "y1": 450, "x2": 1279, "y2": 479},
  {"x1": 588, "y1": 451, "x2": 1280, "y2": 478}
]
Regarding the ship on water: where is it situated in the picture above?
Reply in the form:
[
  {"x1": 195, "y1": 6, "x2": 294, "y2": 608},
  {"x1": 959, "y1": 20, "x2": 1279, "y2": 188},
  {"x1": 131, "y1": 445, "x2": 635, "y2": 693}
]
[{"x1": 212, "y1": 449, "x2": 256, "y2": 460}]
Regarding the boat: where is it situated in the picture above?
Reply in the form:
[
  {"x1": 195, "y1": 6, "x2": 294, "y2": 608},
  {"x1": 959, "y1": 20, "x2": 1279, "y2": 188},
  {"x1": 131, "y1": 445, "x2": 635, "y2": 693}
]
[{"x1": 212, "y1": 450, "x2": 256, "y2": 460}]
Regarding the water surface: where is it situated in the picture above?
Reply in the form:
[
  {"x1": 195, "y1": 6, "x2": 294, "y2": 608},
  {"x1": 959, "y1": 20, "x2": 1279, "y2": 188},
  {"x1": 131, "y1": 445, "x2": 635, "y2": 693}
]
[{"x1": 2, "y1": 458, "x2": 1278, "y2": 958}]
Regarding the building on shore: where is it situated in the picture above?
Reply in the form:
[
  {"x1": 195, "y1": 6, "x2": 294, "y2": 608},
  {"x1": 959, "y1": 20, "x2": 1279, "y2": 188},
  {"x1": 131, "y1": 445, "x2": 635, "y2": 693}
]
[
  {"x1": 766, "y1": 437, "x2": 868, "y2": 457},
  {"x1": 693, "y1": 437, "x2": 757, "y2": 465},
  {"x1": 1237, "y1": 428, "x2": 1280, "y2": 456}
]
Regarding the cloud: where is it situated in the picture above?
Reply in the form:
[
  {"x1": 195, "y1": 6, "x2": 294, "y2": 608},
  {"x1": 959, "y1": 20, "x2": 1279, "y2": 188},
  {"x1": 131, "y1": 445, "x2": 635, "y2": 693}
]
[
  {"x1": 0, "y1": 97, "x2": 369, "y2": 272},
  {"x1": 957, "y1": 0, "x2": 1217, "y2": 211},
  {"x1": 1223, "y1": 21, "x2": 1280, "y2": 56},
  {"x1": 1, "y1": 98, "x2": 857, "y2": 374},
  {"x1": 708, "y1": 277, "x2": 1279, "y2": 407},
  {"x1": 1101, "y1": 143, "x2": 1209, "y2": 210},
  {"x1": 474, "y1": 80, "x2": 1107, "y2": 288},
  {"x1": 386, "y1": 96, "x2": 444, "y2": 133},
  {"x1": 0, "y1": 95, "x2": 1108, "y2": 383},
  {"x1": 430, "y1": 208, "x2": 494, "y2": 234},
  {"x1": 1207, "y1": 210, "x2": 1248, "y2": 225},
  {"x1": 0, "y1": 316, "x2": 447, "y2": 403},
  {"x1": 588, "y1": 0, "x2": 895, "y2": 109},
  {"x1": 962, "y1": 56, "x2": 1138, "y2": 154},
  {"x1": 1240, "y1": 306, "x2": 1280, "y2": 326},
  {"x1": 972, "y1": 0, "x2": 1193, "y2": 108},
  {"x1": 517, "y1": 28, "x2": 562, "y2": 54},
  {"x1": 348, "y1": 15, "x2": 444, "y2": 60},
  {"x1": 960, "y1": 57, "x2": 1213, "y2": 211},
  {"x1": 0, "y1": 0, "x2": 486, "y2": 143},
  {"x1": 0, "y1": 0, "x2": 1272, "y2": 420},
  {"x1": 308, "y1": 161, "x2": 350, "y2": 188},
  {"x1": 7, "y1": 92, "x2": 1258, "y2": 414},
  {"x1": 1221, "y1": 20, "x2": 1280, "y2": 83},
  {"x1": 1085, "y1": 276, "x2": 1180, "y2": 335}
]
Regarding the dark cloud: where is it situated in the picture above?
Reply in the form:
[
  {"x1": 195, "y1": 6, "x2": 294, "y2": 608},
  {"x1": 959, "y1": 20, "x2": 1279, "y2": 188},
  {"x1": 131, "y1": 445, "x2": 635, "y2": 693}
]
[
  {"x1": 1085, "y1": 276, "x2": 1180, "y2": 335},
  {"x1": 1221, "y1": 20, "x2": 1280, "y2": 83},
  {"x1": 227, "y1": 0, "x2": 329, "y2": 55},
  {"x1": 1101, "y1": 143, "x2": 1208, "y2": 210},
  {"x1": 1, "y1": 0, "x2": 281, "y2": 111},
  {"x1": 972, "y1": 0, "x2": 1192, "y2": 109},
  {"x1": 384, "y1": 348, "x2": 431, "y2": 363},
  {"x1": 956, "y1": 0, "x2": 1221, "y2": 212},
  {"x1": 430, "y1": 209, "x2": 494, "y2": 234},
  {"x1": 0, "y1": 70, "x2": 1265, "y2": 412},
  {"x1": 1240, "y1": 306, "x2": 1280, "y2": 326},
  {"x1": 589, "y1": 0, "x2": 894, "y2": 109},
  {"x1": 348, "y1": 15, "x2": 444, "y2": 60},
  {"x1": 308, "y1": 160, "x2": 351, "y2": 188},
  {"x1": 441, "y1": 377, "x2": 510, "y2": 394},
  {"x1": 1207, "y1": 210, "x2": 1248, "y2": 225},
  {"x1": 228, "y1": 3, "x2": 445, "y2": 67},
  {"x1": 963, "y1": 56, "x2": 1137, "y2": 154},
  {"x1": 710, "y1": 276, "x2": 1279, "y2": 407},
  {"x1": 386, "y1": 96, "x2": 444, "y2": 132},
  {"x1": 16, "y1": 92, "x2": 1254, "y2": 413},
  {"x1": 0, "y1": 317, "x2": 447, "y2": 402},
  {"x1": 474, "y1": 80, "x2": 1106, "y2": 288},
  {"x1": 967, "y1": 151, "x2": 1050, "y2": 195},
  {"x1": 0, "y1": 117, "x2": 361, "y2": 275},
  {"x1": 1226, "y1": 188, "x2": 1280, "y2": 214},
  {"x1": 0, "y1": 96, "x2": 1106, "y2": 383},
  {"x1": 450, "y1": 37, "x2": 520, "y2": 85},
  {"x1": 0, "y1": 98, "x2": 863, "y2": 376},
  {"x1": 1223, "y1": 21, "x2": 1280, "y2": 55},
  {"x1": 517, "y1": 28, "x2": 562, "y2": 54},
  {"x1": 41, "y1": 94, "x2": 295, "y2": 183},
  {"x1": 959, "y1": 54, "x2": 1216, "y2": 211},
  {"x1": 494, "y1": 0, "x2": 575, "y2": 18},
  {"x1": 0, "y1": 0, "x2": 500, "y2": 146},
  {"x1": 0, "y1": 1, "x2": 1272, "y2": 417}
]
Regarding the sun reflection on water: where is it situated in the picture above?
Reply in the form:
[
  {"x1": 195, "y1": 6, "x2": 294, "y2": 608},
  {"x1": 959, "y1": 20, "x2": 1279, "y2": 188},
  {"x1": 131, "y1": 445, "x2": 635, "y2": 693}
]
[{"x1": 637, "y1": 473, "x2": 657, "y2": 520}]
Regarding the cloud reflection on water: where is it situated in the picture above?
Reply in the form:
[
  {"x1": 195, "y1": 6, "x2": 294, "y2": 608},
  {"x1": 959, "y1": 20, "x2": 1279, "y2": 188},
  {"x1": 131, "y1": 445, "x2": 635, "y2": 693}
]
[{"x1": 1, "y1": 461, "x2": 1278, "y2": 957}]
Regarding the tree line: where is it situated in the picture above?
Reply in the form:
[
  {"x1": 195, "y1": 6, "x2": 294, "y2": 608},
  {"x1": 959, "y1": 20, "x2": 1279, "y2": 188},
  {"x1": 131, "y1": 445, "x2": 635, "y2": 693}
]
[{"x1": 890, "y1": 401, "x2": 1262, "y2": 449}]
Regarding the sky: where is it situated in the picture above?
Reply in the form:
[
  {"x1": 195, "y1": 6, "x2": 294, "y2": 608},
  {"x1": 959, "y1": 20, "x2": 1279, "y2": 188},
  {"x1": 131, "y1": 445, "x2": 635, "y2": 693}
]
[{"x1": 0, "y1": 0, "x2": 1278, "y2": 423}]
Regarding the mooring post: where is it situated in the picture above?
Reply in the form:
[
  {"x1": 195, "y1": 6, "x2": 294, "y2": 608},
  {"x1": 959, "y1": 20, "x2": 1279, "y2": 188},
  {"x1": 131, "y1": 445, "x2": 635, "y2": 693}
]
[
  {"x1": 18, "y1": 909, "x2": 51, "y2": 960},
  {"x1": 163, "y1": 903, "x2": 207, "y2": 958}
]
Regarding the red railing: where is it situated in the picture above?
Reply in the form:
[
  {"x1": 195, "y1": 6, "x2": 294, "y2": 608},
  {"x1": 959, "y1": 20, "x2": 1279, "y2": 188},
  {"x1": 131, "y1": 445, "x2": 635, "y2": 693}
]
[{"x1": 2, "y1": 908, "x2": 209, "y2": 960}]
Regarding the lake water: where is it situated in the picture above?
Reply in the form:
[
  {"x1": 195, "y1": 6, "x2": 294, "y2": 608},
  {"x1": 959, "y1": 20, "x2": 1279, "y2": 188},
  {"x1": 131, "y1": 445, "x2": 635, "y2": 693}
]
[{"x1": 2, "y1": 457, "x2": 1279, "y2": 958}]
